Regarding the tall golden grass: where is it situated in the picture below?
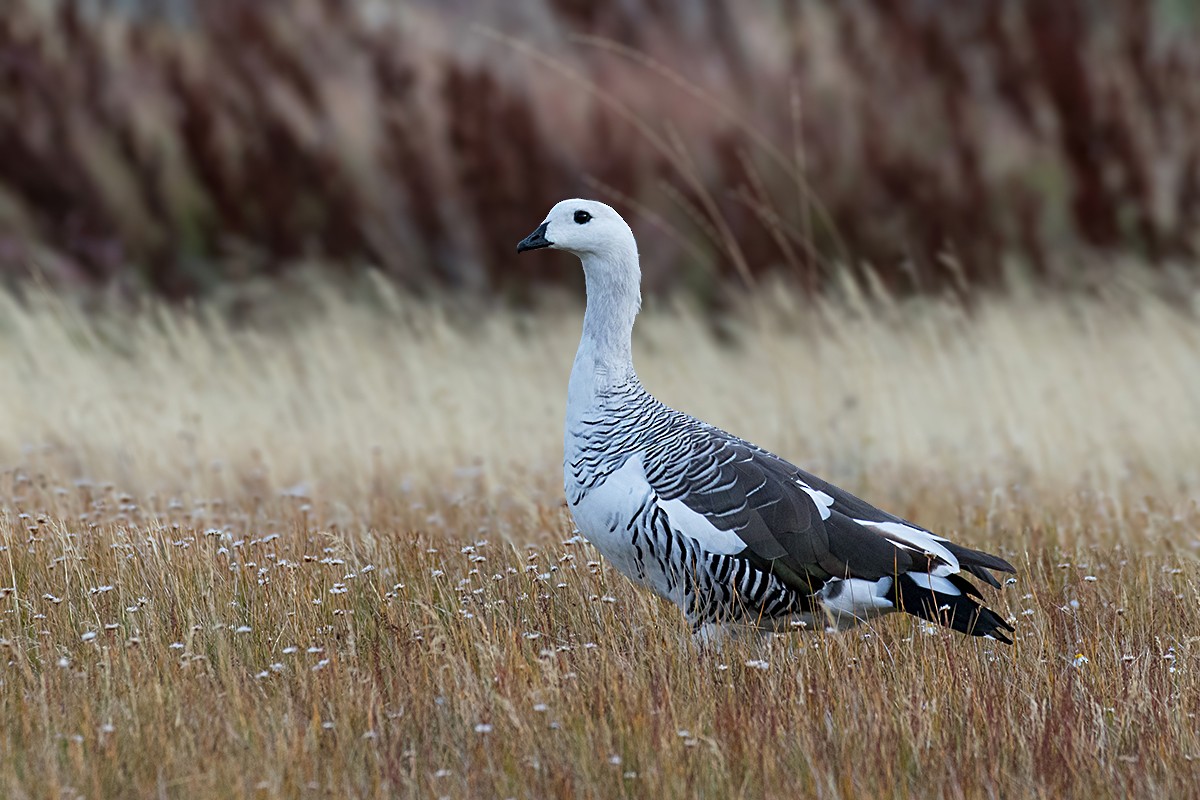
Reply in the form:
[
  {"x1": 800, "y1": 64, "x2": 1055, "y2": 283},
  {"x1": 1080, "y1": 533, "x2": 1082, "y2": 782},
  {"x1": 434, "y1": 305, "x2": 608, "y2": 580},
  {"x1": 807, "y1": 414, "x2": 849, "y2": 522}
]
[{"x1": 1, "y1": 277, "x2": 1198, "y2": 797}]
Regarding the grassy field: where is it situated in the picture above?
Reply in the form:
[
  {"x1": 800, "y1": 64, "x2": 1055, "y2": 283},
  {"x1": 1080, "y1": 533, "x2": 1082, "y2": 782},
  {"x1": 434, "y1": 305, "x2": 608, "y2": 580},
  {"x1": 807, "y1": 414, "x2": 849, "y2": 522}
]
[{"x1": 0, "y1": 279, "x2": 1198, "y2": 798}]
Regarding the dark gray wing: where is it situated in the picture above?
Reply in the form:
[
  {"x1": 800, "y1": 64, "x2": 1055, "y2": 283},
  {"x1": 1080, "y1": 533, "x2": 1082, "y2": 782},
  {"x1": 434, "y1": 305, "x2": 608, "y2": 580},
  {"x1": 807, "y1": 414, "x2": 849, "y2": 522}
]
[{"x1": 642, "y1": 419, "x2": 1013, "y2": 592}]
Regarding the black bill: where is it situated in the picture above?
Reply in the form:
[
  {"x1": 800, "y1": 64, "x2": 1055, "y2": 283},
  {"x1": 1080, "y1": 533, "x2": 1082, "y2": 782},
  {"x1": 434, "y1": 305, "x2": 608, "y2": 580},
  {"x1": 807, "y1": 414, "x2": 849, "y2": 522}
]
[{"x1": 516, "y1": 222, "x2": 552, "y2": 253}]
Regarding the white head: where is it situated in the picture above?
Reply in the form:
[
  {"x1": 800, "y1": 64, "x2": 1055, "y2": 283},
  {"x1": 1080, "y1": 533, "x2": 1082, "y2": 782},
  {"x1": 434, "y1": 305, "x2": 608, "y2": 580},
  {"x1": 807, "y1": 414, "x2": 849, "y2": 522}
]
[
  {"x1": 518, "y1": 198, "x2": 642, "y2": 374},
  {"x1": 516, "y1": 199, "x2": 637, "y2": 265}
]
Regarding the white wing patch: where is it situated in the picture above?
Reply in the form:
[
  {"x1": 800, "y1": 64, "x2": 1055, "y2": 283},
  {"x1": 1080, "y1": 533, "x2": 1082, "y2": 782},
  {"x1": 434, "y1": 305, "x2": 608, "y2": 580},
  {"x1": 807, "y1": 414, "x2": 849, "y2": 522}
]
[
  {"x1": 853, "y1": 519, "x2": 960, "y2": 576},
  {"x1": 905, "y1": 571, "x2": 962, "y2": 596},
  {"x1": 656, "y1": 495, "x2": 747, "y2": 555},
  {"x1": 797, "y1": 481, "x2": 835, "y2": 520}
]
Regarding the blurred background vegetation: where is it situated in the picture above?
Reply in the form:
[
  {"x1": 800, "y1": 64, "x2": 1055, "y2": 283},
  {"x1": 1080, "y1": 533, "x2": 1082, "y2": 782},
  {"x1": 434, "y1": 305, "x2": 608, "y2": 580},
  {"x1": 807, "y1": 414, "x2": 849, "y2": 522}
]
[{"x1": 2, "y1": 0, "x2": 1200, "y2": 305}]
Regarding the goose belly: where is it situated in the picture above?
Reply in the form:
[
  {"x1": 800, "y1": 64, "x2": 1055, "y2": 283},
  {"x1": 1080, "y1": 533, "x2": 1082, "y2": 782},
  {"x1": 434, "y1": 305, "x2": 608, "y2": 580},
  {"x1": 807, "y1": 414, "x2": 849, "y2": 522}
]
[{"x1": 566, "y1": 456, "x2": 679, "y2": 601}]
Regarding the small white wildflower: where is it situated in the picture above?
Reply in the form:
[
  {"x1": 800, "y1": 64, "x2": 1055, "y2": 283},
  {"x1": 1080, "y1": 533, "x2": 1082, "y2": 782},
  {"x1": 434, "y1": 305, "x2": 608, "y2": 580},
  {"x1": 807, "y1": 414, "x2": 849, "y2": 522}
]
[
  {"x1": 745, "y1": 659, "x2": 770, "y2": 670},
  {"x1": 474, "y1": 723, "x2": 493, "y2": 734},
  {"x1": 608, "y1": 755, "x2": 622, "y2": 765},
  {"x1": 282, "y1": 646, "x2": 298, "y2": 655},
  {"x1": 1073, "y1": 653, "x2": 1089, "y2": 667},
  {"x1": 306, "y1": 646, "x2": 324, "y2": 654},
  {"x1": 169, "y1": 642, "x2": 185, "y2": 650},
  {"x1": 235, "y1": 626, "x2": 252, "y2": 634},
  {"x1": 532, "y1": 703, "x2": 548, "y2": 713},
  {"x1": 329, "y1": 584, "x2": 348, "y2": 595},
  {"x1": 434, "y1": 769, "x2": 451, "y2": 779},
  {"x1": 57, "y1": 657, "x2": 70, "y2": 668},
  {"x1": 312, "y1": 659, "x2": 330, "y2": 672},
  {"x1": 1083, "y1": 576, "x2": 1097, "y2": 582},
  {"x1": 81, "y1": 631, "x2": 97, "y2": 642},
  {"x1": 322, "y1": 722, "x2": 335, "y2": 730},
  {"x1": 430, "y1": 570, "x2": 445, "y2": 578}
]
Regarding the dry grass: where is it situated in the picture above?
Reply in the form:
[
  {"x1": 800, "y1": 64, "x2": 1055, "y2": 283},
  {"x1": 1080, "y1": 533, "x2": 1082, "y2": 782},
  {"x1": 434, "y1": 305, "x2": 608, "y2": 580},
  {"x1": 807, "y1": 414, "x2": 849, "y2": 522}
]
[{"x1": 1, "y1": 278, "x2": 1199, "y2": 798}]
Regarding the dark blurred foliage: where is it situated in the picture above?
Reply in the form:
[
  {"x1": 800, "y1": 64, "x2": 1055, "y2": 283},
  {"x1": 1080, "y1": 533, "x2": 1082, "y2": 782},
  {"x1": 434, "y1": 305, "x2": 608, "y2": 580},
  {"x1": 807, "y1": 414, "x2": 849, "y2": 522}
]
[{"x1": 1, "y1": 0, "x2": 1199, "y2": 301}]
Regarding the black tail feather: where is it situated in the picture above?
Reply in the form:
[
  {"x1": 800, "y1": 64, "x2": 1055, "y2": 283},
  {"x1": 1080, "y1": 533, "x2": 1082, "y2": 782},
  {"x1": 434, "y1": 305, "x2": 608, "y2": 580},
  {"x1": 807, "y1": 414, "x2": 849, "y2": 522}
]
[
  {"x1": 887, "y1": 573, "x2": 1015, "y2": 644},
  {"x1": 942, "y1": 542, "x2": 1017, "y2": 589}
]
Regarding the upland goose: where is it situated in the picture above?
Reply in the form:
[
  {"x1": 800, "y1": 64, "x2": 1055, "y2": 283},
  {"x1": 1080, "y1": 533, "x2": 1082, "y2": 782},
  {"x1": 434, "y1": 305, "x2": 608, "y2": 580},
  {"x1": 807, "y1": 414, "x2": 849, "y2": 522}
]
[{"x1": 517, "y1": 199, "x2": 1016, "y2": 645}]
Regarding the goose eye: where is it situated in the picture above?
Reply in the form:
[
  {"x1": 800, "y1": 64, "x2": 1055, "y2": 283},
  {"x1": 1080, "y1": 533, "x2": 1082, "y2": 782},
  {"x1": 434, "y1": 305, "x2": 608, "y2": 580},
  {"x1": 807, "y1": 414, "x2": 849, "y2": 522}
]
[{"x1": 573, "y1": 210, "x2": 592, "y2": 224}]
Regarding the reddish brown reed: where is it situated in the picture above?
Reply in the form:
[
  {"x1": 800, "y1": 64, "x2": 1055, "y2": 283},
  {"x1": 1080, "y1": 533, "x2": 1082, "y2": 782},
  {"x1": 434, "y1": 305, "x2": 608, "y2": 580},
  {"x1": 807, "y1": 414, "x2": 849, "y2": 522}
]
[{"x1": 0, "y1": 0, "x2": 1198, "y2": 301}]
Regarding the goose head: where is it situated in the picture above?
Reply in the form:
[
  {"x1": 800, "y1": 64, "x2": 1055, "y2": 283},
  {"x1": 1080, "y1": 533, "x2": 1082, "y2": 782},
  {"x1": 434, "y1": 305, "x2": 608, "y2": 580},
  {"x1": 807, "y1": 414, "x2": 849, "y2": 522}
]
[{"x1": 516, "y1": 199, "x2": 636, "y2": 263}]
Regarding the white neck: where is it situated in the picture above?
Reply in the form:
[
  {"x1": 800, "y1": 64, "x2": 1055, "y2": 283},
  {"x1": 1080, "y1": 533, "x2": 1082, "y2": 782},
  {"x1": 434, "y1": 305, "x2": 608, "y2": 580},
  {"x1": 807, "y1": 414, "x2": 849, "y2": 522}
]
[{"x1": 566, "y1": 248, "x2": 642, "y2": 421}]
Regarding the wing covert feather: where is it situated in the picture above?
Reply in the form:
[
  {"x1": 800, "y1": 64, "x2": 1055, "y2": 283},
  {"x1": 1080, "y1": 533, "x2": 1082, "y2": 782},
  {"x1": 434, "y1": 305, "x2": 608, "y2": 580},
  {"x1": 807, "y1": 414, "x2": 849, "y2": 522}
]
[{"x1": 644, "y1": 426, "x2": 918, "y2": 589}]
